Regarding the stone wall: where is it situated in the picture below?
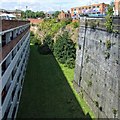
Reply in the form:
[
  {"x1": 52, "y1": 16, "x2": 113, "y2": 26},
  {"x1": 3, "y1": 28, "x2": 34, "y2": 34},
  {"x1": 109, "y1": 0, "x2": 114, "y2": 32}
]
[{"x1": 74, "y1": 17, "x2": 120, "y2": 119}]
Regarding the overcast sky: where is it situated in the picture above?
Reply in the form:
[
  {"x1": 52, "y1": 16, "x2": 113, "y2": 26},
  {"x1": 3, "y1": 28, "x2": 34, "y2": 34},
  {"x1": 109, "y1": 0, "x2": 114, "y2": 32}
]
[{"x1": 0, "y1": 0, "x2": 111, "y2": 12}]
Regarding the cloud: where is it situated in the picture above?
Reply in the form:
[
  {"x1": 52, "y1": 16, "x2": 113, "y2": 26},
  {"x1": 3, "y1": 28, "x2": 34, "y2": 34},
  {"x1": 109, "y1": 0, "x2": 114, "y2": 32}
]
[{"x1": 0, "y1": 0, "x2": 111, "y2": 11}]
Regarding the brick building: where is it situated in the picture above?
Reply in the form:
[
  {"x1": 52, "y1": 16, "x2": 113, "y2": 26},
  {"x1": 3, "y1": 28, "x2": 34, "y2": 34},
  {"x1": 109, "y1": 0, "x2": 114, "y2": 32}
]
[
  {"x1": 28, "y1": 18, "x2": 43, "y2": 25},
  {"x1": 114, "y1": 0, "x2": 120, "y2": 15},
  {"x1": 0, "y1": 20, "x2": 30, "y2": 119},
  {"x1": 58, "y1": 10, "x2": 71, "y2": 20},
  {"x1": 71, "y1": 3, "x2": 108, "y2": 18}
]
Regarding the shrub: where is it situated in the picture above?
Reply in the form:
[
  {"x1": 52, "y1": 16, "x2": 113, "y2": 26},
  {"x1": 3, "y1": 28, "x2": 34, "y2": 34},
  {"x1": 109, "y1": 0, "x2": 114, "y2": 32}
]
[
  {"x1": 106, "y1": 40, "x2": 111, "y2": 49},
  {"x1": 65, "y1": 58, "x2": 75, "y2": 69},
  {"x1": 105, "y1": 15, "x2": 113, "y2": 33},
  {"x1": 72, "y1": 21, "x2": 80, "y2": 28},
  {"x1": 43, "y1": 35, "x2": 54, "y2": 51},
  {"x1": 54, "y1": 31, "x2": 76, "y2": 68}
]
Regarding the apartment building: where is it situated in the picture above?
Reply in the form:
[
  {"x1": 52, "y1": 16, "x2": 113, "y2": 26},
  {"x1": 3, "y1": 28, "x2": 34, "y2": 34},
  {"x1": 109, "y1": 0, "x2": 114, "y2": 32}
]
[
  {"x1": 114, "y1": 0, "x2": 120, "y2": 15},
  {"x1": 71, "y1": 3, "x2": 108, "y2": 17},
  {"x1": 0, "y1": 19, "x2": 30, "y2": 119}
]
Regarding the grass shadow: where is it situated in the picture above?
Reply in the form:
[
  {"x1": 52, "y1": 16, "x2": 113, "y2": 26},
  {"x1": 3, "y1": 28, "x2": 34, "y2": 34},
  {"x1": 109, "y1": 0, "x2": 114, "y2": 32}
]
[{"x1": 17, "y1": 45, "x2": 91, "y2": 119}]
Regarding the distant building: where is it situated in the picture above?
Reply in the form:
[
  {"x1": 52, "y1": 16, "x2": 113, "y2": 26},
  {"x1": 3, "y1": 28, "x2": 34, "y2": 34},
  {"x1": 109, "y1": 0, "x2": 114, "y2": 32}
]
[
  {"x1": 114, "y1": 0, "x2": 120, "y2": 16},
  {"x1": 58, "y1": 10, "x2": 71, "y2": 20},
  {"x1": 0, "y1": 9, "x2": 22, "y2": 19},
  {"x1": 28, "y1": 18, "x2": 43, "y2": 25},
  {"x1": 0, "y1": 13, "x2": 16, "y2": 20},
  {"x1": 71, "y1": 3, "x2": 108, "y2": 18}
]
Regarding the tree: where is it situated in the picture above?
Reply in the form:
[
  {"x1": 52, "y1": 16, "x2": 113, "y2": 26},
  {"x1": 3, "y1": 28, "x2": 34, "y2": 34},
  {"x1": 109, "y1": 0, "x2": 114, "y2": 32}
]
[
  {"x1": 54, "y1": 31, "x2": 76, "y2": 68},
  {"x1": 52, "y1": 11, "x2": 60, "y2": 18},
  {"x1": 43, "y1": 35, "x2": 54, "y2": 51}
]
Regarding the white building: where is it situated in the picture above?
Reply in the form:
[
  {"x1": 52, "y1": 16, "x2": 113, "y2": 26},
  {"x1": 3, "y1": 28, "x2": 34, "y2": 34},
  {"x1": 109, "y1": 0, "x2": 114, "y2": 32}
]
[{"x1": 0, "y1": 19, "x2": 30, "y2": 119}]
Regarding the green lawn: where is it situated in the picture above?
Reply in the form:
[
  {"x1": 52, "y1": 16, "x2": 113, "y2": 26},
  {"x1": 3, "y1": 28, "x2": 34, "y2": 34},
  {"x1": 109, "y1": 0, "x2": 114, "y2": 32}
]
[{"x1": 17, "y1": 45, "x2": 92, "y2": 118}]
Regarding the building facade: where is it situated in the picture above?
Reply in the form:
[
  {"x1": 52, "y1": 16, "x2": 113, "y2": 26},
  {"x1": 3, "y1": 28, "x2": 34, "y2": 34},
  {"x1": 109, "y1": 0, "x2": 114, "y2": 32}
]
[
  {"x1": 58, "y1": 10, "x2": 71, "y2": 20},
  {"x1": 0, "y1": 20, "x2": 30, "y2": 119},
  {"x1": 114, "y1": 0, "x2": 120, "y2": 15},
  {"x1": 71, "y1": 3, "x2": 108, "y2": 18}
]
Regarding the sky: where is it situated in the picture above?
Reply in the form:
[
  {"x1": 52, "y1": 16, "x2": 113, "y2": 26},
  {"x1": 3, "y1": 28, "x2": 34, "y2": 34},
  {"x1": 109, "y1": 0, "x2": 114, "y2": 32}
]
[{"x1": 0, "y1": 0, "x2": 111, "y2": 12}]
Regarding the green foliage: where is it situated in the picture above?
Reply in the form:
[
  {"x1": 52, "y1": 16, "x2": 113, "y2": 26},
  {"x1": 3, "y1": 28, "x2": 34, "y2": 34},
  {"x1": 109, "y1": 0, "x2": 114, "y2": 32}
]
[
  {"x1": 54, "y1": 31, "x2": 76, "y2": 68},
  {"x1": 106, "y1": 40, "x2": 111, "y2": 49},
  {"x1": 43, "y1": 35, "x2": 54, "y2": 51},
  {"x1": 72, "y1": 21, "x2": 80, "y2": 28},
  {"x1": 52, "y1": 11, "x2": 60, "y2": 18},
  {"x1": 106, "y1": 4, "x2": 114, "y2": 16},
  {"x1": 105, "y1": 15, "x2": 113, "y2": 32},
  {"x1": 65, "y1": 58, "x2": 75, "y2": 69},
  {"x1": 21, "y1": 10, "x2": 45, "y2": 19},
  {"x1": 112, "y1": 108, "x2": 117, "y2": 116},
  {"x1": 64, "y1": 18, "x2": 72, "y2": 25},
  {"x1": 105, "y1": 4, "x2": 114, "y2": 32},
  {"x1": 39, "y1": 18, "x2": 66, "y2": 37}
]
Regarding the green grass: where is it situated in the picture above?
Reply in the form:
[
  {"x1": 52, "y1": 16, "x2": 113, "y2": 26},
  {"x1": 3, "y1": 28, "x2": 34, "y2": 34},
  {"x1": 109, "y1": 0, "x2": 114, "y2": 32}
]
[
  {"x1": 17, "y1": 45, "x2": 92, "y2": 118},
  {"x1": 58, "y1": 63, "x2": 95, "y2": 119}
]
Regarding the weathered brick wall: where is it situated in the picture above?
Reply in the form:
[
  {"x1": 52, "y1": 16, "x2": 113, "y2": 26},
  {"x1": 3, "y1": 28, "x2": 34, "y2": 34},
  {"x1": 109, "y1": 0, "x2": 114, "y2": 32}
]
[{"x1": 74, "y1": 17, "x2": 120, "y2": 119}]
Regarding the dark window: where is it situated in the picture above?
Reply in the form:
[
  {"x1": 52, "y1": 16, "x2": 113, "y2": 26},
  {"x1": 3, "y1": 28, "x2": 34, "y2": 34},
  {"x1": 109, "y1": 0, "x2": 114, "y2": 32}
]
[
  {"x1": 2, "y1": 60, "x2": 6, "y2": 75},
  {"x1": 2, "y1": 86, "x2": 7, "y2": 104},
  {"x1": 2, "y1": 34, "x2": 6, "y2": 47}
]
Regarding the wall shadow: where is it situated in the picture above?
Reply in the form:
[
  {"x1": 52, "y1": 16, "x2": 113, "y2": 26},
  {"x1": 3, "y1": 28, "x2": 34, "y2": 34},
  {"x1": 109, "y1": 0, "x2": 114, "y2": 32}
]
[{"x1": 17, "y1": 45, "x2": 91, "y2": 119}]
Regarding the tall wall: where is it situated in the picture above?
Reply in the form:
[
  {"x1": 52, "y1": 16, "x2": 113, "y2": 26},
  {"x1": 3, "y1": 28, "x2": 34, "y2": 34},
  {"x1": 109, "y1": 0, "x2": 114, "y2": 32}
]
[{"x1": 74, "y1": 17, "x2": 120, "y2": 119}]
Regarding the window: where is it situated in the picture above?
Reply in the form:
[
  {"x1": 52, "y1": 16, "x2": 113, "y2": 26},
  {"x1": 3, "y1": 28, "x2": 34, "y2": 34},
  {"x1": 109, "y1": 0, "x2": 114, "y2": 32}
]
[
  {"x1": 2, "y1": 34, "x2": 6, "y2": 47},
  {"x1": 97, "y1": 6, "x2": 99, "y2": 8},
  {"x1": 79, "y1": 8, "x2": 81, "y2": 10},
  {"x1": 93, "y1": 6, "x2": 95, "y2": 8},
  {"x1": 74, "y1": 8, "x2": 76, "y2": 11},
  {"x1": 2, "y1": 60, "x2": 6, "y2": 75}
]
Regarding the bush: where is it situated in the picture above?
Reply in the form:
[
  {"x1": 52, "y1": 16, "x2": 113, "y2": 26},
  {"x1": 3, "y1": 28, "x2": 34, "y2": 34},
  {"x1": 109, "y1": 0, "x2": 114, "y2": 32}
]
[
  {"x1": 54, "y1": 31, "x2": 76, "y2": 68},
  {"x1": 72, "y1": 21, "x2": 80, "y2": 28},
  {"x1": 43, "y1": 35, "x2": 54, "y2": 51},
  {"x1": 105, "y1": 15, "x2": 113, "y2": 32},
  {"x1": 106, "y1": 40, "x2": 111, "y2": 49},
  {"x1": 65, "y1": 58, "x2": 75, "y2": 69}
]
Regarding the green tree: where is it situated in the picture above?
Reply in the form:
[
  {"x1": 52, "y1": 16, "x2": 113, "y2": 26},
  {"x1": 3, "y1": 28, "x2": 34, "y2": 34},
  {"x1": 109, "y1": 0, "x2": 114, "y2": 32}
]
[
  {"x1": 54, "y1": 31, "x2": 76, "y2": 68},
  {"x1": 43, "y1": 35, "x2": 54, "y2": 51},
  {"x1": 52, "y1": 11, "x2": 60, "y2": 18}
]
